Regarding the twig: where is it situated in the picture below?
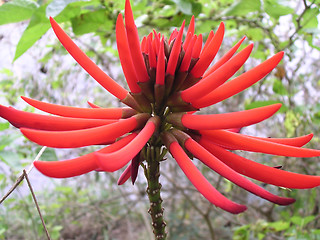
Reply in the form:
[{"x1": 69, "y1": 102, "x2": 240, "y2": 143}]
[
  {"x1": 0, "y1": 147, "x2": 51, "y2": 239},
  {"x1": 0, "y1": 173, "x2": 24, "y2": 204},
  {"x1": 23, "y1": 170, "x2": 51, "y2": 240}
]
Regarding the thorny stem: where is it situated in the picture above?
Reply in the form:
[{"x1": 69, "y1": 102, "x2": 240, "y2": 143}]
[{"x1": 143, "y1": 140, "x2": 167, "y2": 240}]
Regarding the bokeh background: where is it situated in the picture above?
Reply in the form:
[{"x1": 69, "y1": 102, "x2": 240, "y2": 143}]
[{"x1": 0, "y1": 0, "x2": 320, "y2": 239}]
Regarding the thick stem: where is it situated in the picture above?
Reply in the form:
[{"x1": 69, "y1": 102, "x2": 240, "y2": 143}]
[{"x1": 144, "y1": 145, "x2": 167, "y2": 240}]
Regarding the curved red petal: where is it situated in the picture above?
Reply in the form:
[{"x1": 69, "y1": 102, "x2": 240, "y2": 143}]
[
  {"x1": 181, "y1": 103, "x2": 281, "y2": 130},
  {"x1": 125, "y1": 0, "x2": 149, "y2": 82},
  {"x1": 185, "y1": 138, "x2": 295, "y2": 205},
  {"x1": 95, "y1": 116, "x2": 159, "y2": 172},
  {"x1": 193, "y1": 51, "x2": 284, "y2": 108},
  {"x1": 49, "y1": 17, "x2": 128, "y2": 100},
  {"x1": 21, "y1": 96, "x2": 135, "y2": 119},
  {"x1": 166, "y1": 21, "x2": 185, "y2": 76},
  {"x1": 181, "y1": 43, "x2": 253, "y2": 102},
  {"x1": 0, "y1": 105, "x2": 117, "y2": 131},
  {"x1": 117, "y1": 164, "x2": 132, "y2": 185},
  {"x1": 191, "y1": 22, "x2": 225, "y2": 78},
  {"x1": 169, "y1": 141, "x2": 247, "y2": 214},
  {"x1": 20, "y1": 114, "x2": 149, "y2": 148},
  {"x1": 203, "y1": 36, "x2": 246, "y2": 78},
  {"x1": 200, "y1": 130, "x2": 320, "y2": 157},
  {"x1": 116, "y1": 13, "x2": 141, "y2": 93},
  {"x1": 34, "y1": 133, "x2": 137, "y2": 178},
  {"x1": 199, "y1": 139, "x2": 320, "y2": 189}
]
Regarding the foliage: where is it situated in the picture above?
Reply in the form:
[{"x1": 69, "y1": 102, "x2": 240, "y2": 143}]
[{"x1": 0, "y1": 0, "x2": 319, "y2": 239}]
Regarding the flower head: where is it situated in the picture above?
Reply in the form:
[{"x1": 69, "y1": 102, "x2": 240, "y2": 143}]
[{"x1": 1, "y1": 0, "x2": 320, "y2": 214}]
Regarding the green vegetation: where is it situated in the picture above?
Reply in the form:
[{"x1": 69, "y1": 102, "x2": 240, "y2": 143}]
[{"x1": 0, "y1": 0, "x2": 319, "y2": 239}]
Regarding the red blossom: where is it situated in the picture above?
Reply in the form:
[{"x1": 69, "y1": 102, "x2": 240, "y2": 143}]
[{"x1": 1, "y1": 0, "x2": 320, "y2": 215}]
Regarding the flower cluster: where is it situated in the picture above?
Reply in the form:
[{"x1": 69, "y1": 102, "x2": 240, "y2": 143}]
[{"x1": 1, "y1": 0, "x2": 320, "y2": 215}]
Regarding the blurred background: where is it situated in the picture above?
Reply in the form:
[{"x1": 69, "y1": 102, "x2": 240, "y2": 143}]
[{"x1": 0, "y1": 0, "x2": 319, "y2": 239}]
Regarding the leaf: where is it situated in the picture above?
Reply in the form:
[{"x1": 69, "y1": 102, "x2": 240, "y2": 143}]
[
  {"x1": 245, "y1": 100, "x2": 287, "y2": 113},
  {"x1": 264, "y1": 0, "x2": 293, "y2": 19},
  {"x1": 46, "y1": 0, "x2": 79, "y2": 18},
  {"x1": 268, "y1": 221, "x2": 290, "y2": 231},
  {"x1": 273, "y1": 79, "x2": 288, "y2": 95},
  {"x1": 0, "y1": 122, "x2": 9, "y2": 131},
  {"x1": 223, "y1": 0, "x2": 261, "y2": 16},
  {"x1": 37, "y1": 147, "x2": 57, "y2": 162},
  {"x1": 173, "y1": 0, "x2": 192, "y2": 15},
  {"x1": 13, "y1": 4, "x2": 51, "y2": 61},
  {"x1": 0, "y1": 0, "x2": 38, "y2": 25},
  {"x1": 0, "y1": 151, "x2": 21, "y2": 169},
  {"x1": 301, "y1": 7, "x2": 319, "y2": 30},
  {"x1": 71, "y1": 9, "x2": 113, "y2": 35}
]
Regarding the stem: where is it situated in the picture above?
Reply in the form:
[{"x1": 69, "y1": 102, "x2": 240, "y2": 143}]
[{"x1": 144, "y1": 145, "x2": 167, "y2": 240}]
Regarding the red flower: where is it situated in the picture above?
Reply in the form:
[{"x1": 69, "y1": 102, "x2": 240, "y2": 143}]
[{"x1": 1, "y1": 0, "x2": 320, "y2": 215}]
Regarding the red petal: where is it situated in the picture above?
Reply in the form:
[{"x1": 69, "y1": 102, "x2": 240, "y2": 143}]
[
  {"x1": 200, "y1": 139, "x2": 320, "y2": 189},
  {"x1": 141, "y1": 36, "x2": 147, "y2": 53},
  {"x1": 156, "y1": 37, "x2": 165, "y2": 85},
  {"x1": 131, "y1": 153, "x2": 140, "y2": 184},
  {"x1": 95, "y1": 116, "x2": 159, "y2": 172},
  {"x1": 180, "y1": 35, "x2": 197, "y2": 72},
  {"x1": 202, "y1": 30, "x2": 214, "y2": 54},
  {"x1": 182, "y1": 32, "x2": 193, "y2": 51},
  {"x1": 186, "y1": 16, "x2": 195, "y2": 36},
  {"x1": 116, "y1": 13, "x2": 141, "y2": 93},
  {"x1": 185, "y1": 138, "x2": 295, "y2": 205},
  {"x1": 181, "y1": 43, "x2": 253, "y2": 102},
  {"x1": 21, "y1": 96, "x2": 135, "y2": 119},
  {"x1": 169, "y1": 29, "x2": 178, "y2": 44},
  {"x1": 193, "y1": 52, "x2": 284, "y2": 108},
  {"x1": 200, "y1": 130, "x2": 320, "y2": 157},
  {"x1": 191, "y1": 34, "x2": 202, "y2": 59},
  {"x1": 20, "y1": 114, "x2": 149, "y2": 148},
  {"x1": 250, "y1": 134, "x2": 313, "y2": 147},
  {"x1": 124, "y1": 0, "x2": 149, "y2": 82},
  {"x1": 117, "y1": 164, "x2": 132, "y2": 185},
  {"x1": 0, "y1": 105, "x2": 117, "y2": 131},
  {"x1": 191, "y1": 22, "x2": 225, "y2": 78},
  {"x1": 34, "y1": 133, "x2": 136, "y2": 178},
  {"x1": 204, "y1": 36, "x2": 246, "y2": 78},
  {"x1": 166, "y1": 21, "x2": 185, "y2": 76},
  {"x1": 49, "y1": 17, "x2": 128, "y2": 100},
  {"x1": 169, "y1": 141, "x2": 247, "y2": 214},
  {"x1": 147, "y1": 35, "x2": 157, "y2": 68},
  {"x1": 181, "y1": 103, "x2": 281, "y2": 130},
  {"x1": 152, "y1": 30, "x2": 160, "y2": 54}
]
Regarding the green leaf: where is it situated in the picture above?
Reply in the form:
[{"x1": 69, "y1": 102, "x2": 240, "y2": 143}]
[
  {"x1": 0, "y1": 151, "x2": 21, "y2": 169},
  {"x1": 46, "y1": 0, "x2": 79, "y2": 18},
  {"x1": 273, "y1": 79, "x2": 288, "y2": 95},
  {"x1": 245, "y1": 100, "x2": 287, "y2": 113},
  {"x1": 224, "y1": 0, "x2": 261, "y2": 16},
  {"x1": 268, "y1": 221, "x2": 290, "y2": 231},
  {"x1": 13, "y1": 4, "x2": 51, "y2": 61},
  {"x1": 0, "y1": 68, "x2": 14, "y2": 77},
  {"x1": 301, "y1": 7, "x2": 319, "y2": 30},
  {"x1": 173, "y1": 0, "x2": 192, "y2": 15},
  {"x1": 0, "y1": 0, "x2": 38, "y2": 25},
  {"x1": 264, "y1": 0, "x2": 293, "y2": 19},
  {"x1": 0, "y1": 122, "x2": 9, "y2": 131},
  {"x1": 37, "y1": 147, "x2": 57, "y2": 162},
  {"x1": 71, "y1": 9, "x2": 113, "y2": 35}
]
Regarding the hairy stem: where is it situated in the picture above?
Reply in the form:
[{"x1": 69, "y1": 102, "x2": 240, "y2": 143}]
[{"x1": 144, "y1": 145, "x2": 167, "y2": 240}]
